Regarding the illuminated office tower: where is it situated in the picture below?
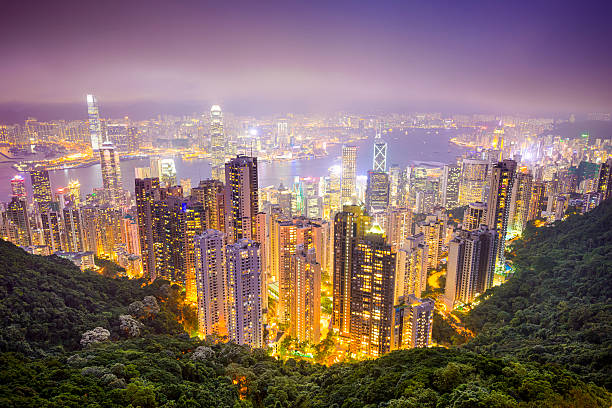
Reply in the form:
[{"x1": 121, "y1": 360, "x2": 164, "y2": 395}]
[
  {"x1": 341, "y1": 145, "x2": 357, "y2": 204},
  {"x1": 226, "y1": 239, "x2": 262, "y2": 347},
  {"x1": 40, "y1": 210, "x2": 63, "y2": 253},
  {"x1": 416, "y1": 215, "x2": 445, "y2": 271},
  {"x1": 463, "y1": 202, "x2": 487, "y2": 230},
  {"x1": 395, "y1": 233, "x2": 429, "y2": 301},
  {"x1": 596, "y1": 158, "x2": 612, "y2": 200},
  {"x1": 195, "y1": 230, "x2": 228, "y2": 337},
  {"x1": 6, "y1": 197, "x2": 31, "y2": 246},
  {"x1": 373, "y1": 129, "x2": 387, "y2": 172},
  {"x1": 528, "y1": 181, "x2": 546, "y2": 221},
  {"x1": 120, "y1": 215, "x2": 140, "y2": 255},
  {"x1": 67, "y1": 180, "x2": 81, "y2": 206},
  {"x1": 290, "y1": 245, "x2": 321, "y2": 343},
  {"x1": 210, "y1": 105, "x2": 225, "y2": 181},
  {"x1": 191, "y1": 179, "x2": 226, "y2": 231},
  {"x1": 440, "y1": 164, "x2": 461, "y2": 209},
  {"x1": 508, "y1": 171, "x2": 533, "y2": 235},
  {"x1": 388, "y1": 165, "x2": 401, "y2": 206},
  {"x1": 385, "y1": 207, "x2": 413, "y2": 248},
  {"x1": 135, "y1": 177, "x2": 161, "y2": 280},
  {"x1": 30, "y1": 169, "x2": 53, "y2": 213},
  {"x1": 276, "y1": 118, "x2": 289, "y2": 147},
  {"x1": 349, "y1": 226, "x2": 396, "y2": 358},
  {"x1": 127, "y1": 126, "x2": 139, "y2": 151},
  {"x1": 94, "y1": 206, "x2": 123, "y2": 260},
  {"x1": 100, "y1": 141, "x2": 123, "y2": 205},
  {"x1": 87, "y1": 94, "x2": 103, "y2": 151},
  {"x1": 159, "y1": 158, "x2": 177, "y2": 187},
  {"x1": 10, "y1": 175, "x2": 26, "y2": 199},
  {"x1": 224, "y1": 155, "x2": 259, "y2": 243},
  {"x1": 365, "y1": 171, "x2": 390, "y2": 214},
  {"x1": 458, "y1": 159, "x2": 489, "y2": 205},
  {"x1": 444, "y1": 227, "x2": 496, "y2": 310},
  {"x1": 63, "y1": 207, "x2": 84, "y2": 252},
  {"x1": 485, "y1": 160, "x2": 517, "y2": 268},
  {"x1": 391, "y1": 295, "x2": 434, "y2": 350},
  {"x1": 332, "y1": 205, "x2": 370, "y2": 336}
]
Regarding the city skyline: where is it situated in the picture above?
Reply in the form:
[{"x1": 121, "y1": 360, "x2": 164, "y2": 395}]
[{"x1": 1, "y1": 0, "x2": 611, "y2": 123}]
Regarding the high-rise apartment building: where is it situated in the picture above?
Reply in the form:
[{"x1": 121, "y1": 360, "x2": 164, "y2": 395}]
[
  {"x1": 596, "y1": 158, "x2": 612, "y2": 200},
  {"x1": 463, "y1": 202, "x2": 487, "y2": 230},
  {"x1": 528, "y1": 181, "x2": 546, "y2": 221},
  {"x1": 192, "y1": 179, "x2": 226, "y2": 231},
  {"x1": 6, "y1": 197, "x2": 31, "y2": 246},
  {"x1": 290, "y1": 245, "x2": 321, "y2": 343},
  {"x1": 224, "y1": 155, "x2": 259, "y2": 243},
  {"x1": 441, "y1": 164, "x2": 461, "y2": 209},
  {"x1": 100, "y1": 140, "x2": 123, "y2": 205},
  {"x1": 365, "y1": 171, "x2": 390, "y2": 214},
  {"x1": 385, "y1": 207, "x2": 413, "y2": 248},
  {"x1": 444, "y1": 227, "x2": 496, "y2": 309},
  {"x1": 391, "y1": 295, "x2": 434, "y2": 350},
  {"x1": 332, "y1": 205, "x2": 370, "y2": 336},
  {"x1": 395, "y1": 233, "x2": 429, "y2": 301},
  {"x1": 30, "y1": 169, "x2": 53, "y2": 213},
  {"x1": 87, "y1": 94, "x2": 103, "y2": 151},
  {"x1": 40, "y1": 210, "x2": 63, "y2": 253},
  {"x1": 135, "y1": 177, "x2": 160, "y2": 280},
  {"x1": 509, "y1": 170, "x2": 533, "y2": 234},
  {"x1": 226, "y1": 239, "x2": 263, "y2": 347},
  {"x1": 195, "y1": 229, "x2": 228, "y2": 338},
  {"x1": 341, "y1": 145, "x2": 357, "y2": 204},
  {"x1": 459, "y1": 159, "x2": 489, "y2": 205},
  {"x1": 485, "y1": 160, "x2": 517, "y2": 268},
  {"x1": 350, "y1": 227, "x2": 396, "y2": 358},
  {"x1": 10, "y1": 175, "x2": 26, "y2": 199},
  {"x1": 416, "y1": 215, "x2": 445, "y2": 271},
  {"x1": 63, "y1": 207, "x2": 84, "y2": 252}
]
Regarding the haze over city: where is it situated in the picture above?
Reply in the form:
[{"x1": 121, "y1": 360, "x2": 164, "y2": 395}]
[{"x1": 0, "y1": 1, "x2": 611, "y2": 407}]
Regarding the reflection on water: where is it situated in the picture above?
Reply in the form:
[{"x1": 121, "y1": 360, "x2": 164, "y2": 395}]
[{"x1": 0, "y1": 128, "x2": 467, "y2": 200}]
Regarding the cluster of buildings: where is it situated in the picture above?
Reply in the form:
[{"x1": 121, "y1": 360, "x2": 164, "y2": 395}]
[{"x1": 1, "y1": 95, "x2": 611, "y2": 359}]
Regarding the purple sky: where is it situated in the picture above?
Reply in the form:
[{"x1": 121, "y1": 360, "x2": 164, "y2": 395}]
[{"x1": 1, "y1": 0, "x2": 611, "y2": 119}]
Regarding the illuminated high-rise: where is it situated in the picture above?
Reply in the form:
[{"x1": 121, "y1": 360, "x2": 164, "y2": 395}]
[
  {"x1": 67, "y1": 180, "x2": 81, "y2": 206},
  {"x1": 63, "y1": 207, "x2": 84, "y2": 252},
  {"x1": 30, "y1": 169, "x2": 53, "y2": 213},
  {"x1": 509, "y1": 170, "x2": 533, "y2": 234},
  {"x1": 135, "y1": 177, "x2": 161, "y2": 280},
  {"x1": 391, "y1": 295, "x2": 434, "y2": 350},
  {"x1": 341, "y1": 145, "x2": 357, "y2": 204},
  {"x1": 350, "y1": 226, "x2": 396, "y2": 358},
  {"x1": 395, "y1": 233, "x2": 429, "y2": 301},
  {"x1": 485, "y1": 159, "x2": 517, "y2": 268},
  {"x1": 385, "y1": 207, "x2": 413, "y2": 248},
  {"x1": 87, "y1": 94, "x2": 103, "y2": 151},
  {"x1": 373, "y1": 128, "x2": 387, "y2": 172},
  {"x1": 441, "y1": 164, "x2": 461, "y2": 209},
  {"x1": 210, "y1": 105, "x2": 225, "y2": 181},
  {"x1": 596, "y1": 158, "x2": 612, "y2": 200},
  {"x1": 463, "y1": 202, "x2": 487, "y2": 230},
  {"x1": 416, "y1": 215, "x2": 445, "y2": 272},
  {"x1": 226, "y1": 239, "x2": 262, "y2": 347},
  {"x1": 40, "y1": 210, "x2": 63, "y2": 253},
  {"x1": 365, "y1": 171, "x2": 390, "y2": 214},
  {"x1": 100, "y1": 140, "x2": 123, "y2": 205},
  {"x1": 191, "y1": 179, "x2": 226, "y2": 232},
  {"x1": 332, "y1": 205, "x2": 370, "y2": 336},
  {"x1": 10, "y1": 175, "x2": 26, "y2": 199},
  {"x1": 290, "y1": 245, "x2": 321, "y2": 343},
  {"x1": 444, "y1": 227, "x2": 496, "y2": 309},
  {"x1": 528, "y1": 181, "x2": 546, "y2": 221},
  {"x1": 6, "y1": 197, "x2": 31, "y2": 246},
  {"x1": 195, "y1": 229, "x2": 228, "y2": 337},
  {"x1": 224, "y1": 155, "x2": 259, "y2": 243},
  {"x1": 459, "y1": 159, "x2": 489, "y2": 205},
  {"x1": 276, "y1": 118, "x2": 289, "y2": 147}
]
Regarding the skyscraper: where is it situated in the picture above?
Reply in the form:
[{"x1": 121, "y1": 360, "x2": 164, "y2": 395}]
[
  {"x1": 87, "y1": 94, "x2": 103, "y2": 151},
  {"x1": 63, "y1": 207, "x2": 84, "y2": 252},
  {"x1": 40, "y1": 210, "x2": 63, "y2": 253},
  {"x1": 210, "y1": 105, "x2": 225, "y2": 181},
  {"x1": 332, "y1": 205, "x2": 370, "y2": 336},
  {"x1": 6, "y1": 196, "x2": 31, "y2": 246},
  {"x1": 365, "y1": 171, "x2": 390, "y2": 214},
  {"x1": 350, "y1": 226, "x2": 396, "y2": 358},
  {"x1": 341, "y1": 145, "x2": 357, "y2": 204},
  {"x1": 596, "y1": 158, "x2": 612, "y2": 200},
  {"x1": 463, "y1": 202, "x2": 487, "y2": 230},
  {"x1": 191, "y1": 179, "x2": 226, "y2": 232},
  {"x1": 30, "y1": 169, "x2": 53, "y2": 213},
  {"x1": 459, "y1": 159, "x2": 489, "y2": 205},
  {"x1": 10, "y1": 175, "x2": 26, "y2": 199},
  {"x1": 385, "y1": 207, "x2": 413, "y2": 248},
  {"x1": 276, "y1": 118, "x2": 289, "y2": 147},
  {"x1": 373, "y1": 128, "x2": 387, "y2": 172},
  {"x1": 100, "y1": 140, "x2": 123, "y2": 205},
  {"x1": 195, "y1": 229, "x2": 228, "y2": 338},
  {"x1": 395, "y1": 233, "x2": 429, "y2": 301},
  {"x1": 135, "y1": 177, "x2": 161, "y2": 280},
  {"x1": 290, "y1": 245, "x2": 321, "y2": 343},
  {"x1": 224, "y1": 155, "x2": 259, "y2": 243},
  {"x1": 485, "y1": 159, "x2": 517, "y2": 268},
  {"x1": 391, "y1": 295, "x2": 434, "y2": 350},
  {"x1": 509, "y1": 170, "x2": 533, "y2": 234},
  {"x1": 226, "y1": 239, "x2": 263, "y2": 347},
  {"x1": 441, "y1": 164, "x2": 461, "y2": 209},
  {"x1": 444, "y1": 227, "x2": 496, "y2": 310}
]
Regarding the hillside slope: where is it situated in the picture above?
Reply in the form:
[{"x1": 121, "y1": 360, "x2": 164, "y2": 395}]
[{"x1": 465, "y1": 199, "x2": 612, "y2": 387}]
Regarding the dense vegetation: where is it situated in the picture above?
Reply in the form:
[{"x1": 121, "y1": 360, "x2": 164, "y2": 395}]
[
  {"x1": 0, "y1": 200, "x2": 611, "y2": 406},
  {"x1": 465, "y1": 198, "x2": 612, "y2": 388},
  {"x1": 2, "y1": 335, "x2": 609, "y2": 408}
]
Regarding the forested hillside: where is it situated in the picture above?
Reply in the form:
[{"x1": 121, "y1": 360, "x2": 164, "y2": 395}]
[{"x1": 465, "y1": 199, "x2": 612, "y2": 388}]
